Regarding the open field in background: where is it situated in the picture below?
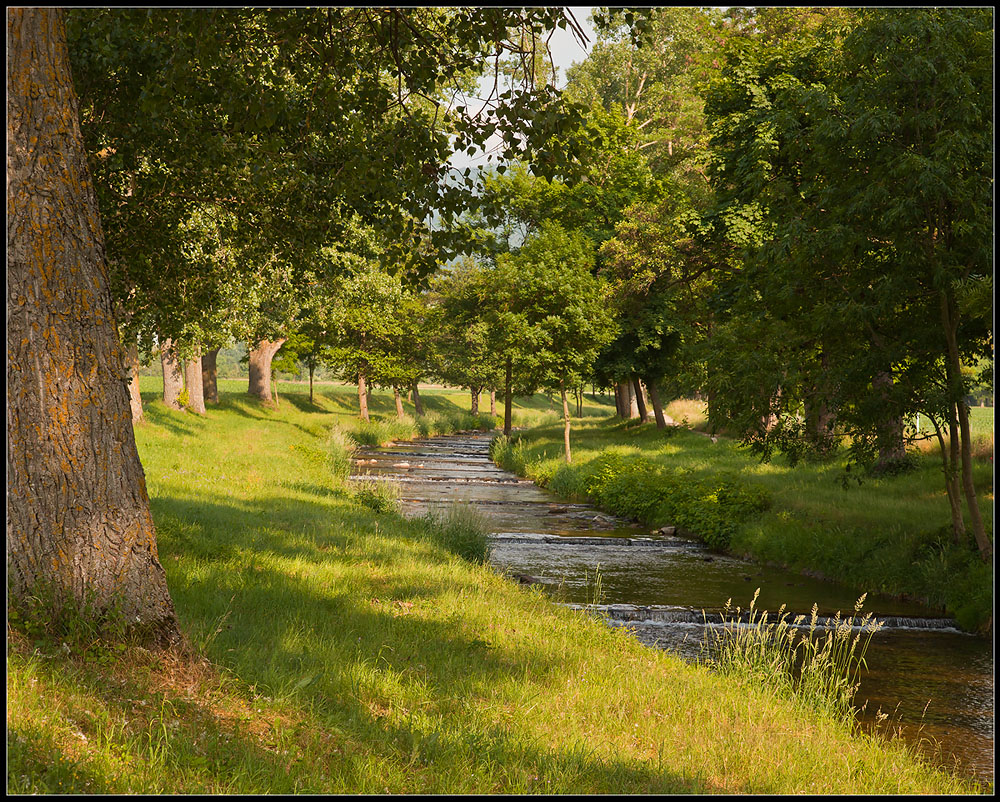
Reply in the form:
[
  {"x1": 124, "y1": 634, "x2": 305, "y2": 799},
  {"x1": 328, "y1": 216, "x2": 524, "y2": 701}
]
[{"x1": 7, "y1": 382, "x2": 981, "y2": 794}]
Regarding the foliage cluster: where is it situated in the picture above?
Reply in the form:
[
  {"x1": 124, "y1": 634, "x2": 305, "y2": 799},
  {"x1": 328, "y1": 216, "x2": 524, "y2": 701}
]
[{"x1": 495, "y1": 435, "x2": 771, "y2": 551}]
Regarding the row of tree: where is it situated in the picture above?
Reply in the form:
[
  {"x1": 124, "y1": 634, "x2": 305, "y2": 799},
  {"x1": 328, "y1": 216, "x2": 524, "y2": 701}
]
[
  {"x1": 7, "y1": 7, "x2": 596, "y2": 640},
  {"x1": 7, "y1": 7, "x2": 991, "y2": 643}
]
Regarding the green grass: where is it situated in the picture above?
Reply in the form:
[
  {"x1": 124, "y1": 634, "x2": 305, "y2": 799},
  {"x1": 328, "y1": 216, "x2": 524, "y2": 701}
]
[
  {"x1": 6, "y1": 382, "x2": 983, "y2": 794},
  {"x1": 493, "y1": 408, "x2": 994, "y2": 632}
]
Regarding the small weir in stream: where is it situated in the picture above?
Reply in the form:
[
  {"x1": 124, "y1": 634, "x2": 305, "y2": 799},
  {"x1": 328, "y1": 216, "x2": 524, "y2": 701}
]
[{"x1": 352, "y1": 432, "x2": 994, "y2": 784}]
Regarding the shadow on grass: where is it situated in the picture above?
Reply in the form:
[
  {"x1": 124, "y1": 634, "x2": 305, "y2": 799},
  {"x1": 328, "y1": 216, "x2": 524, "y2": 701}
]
[
  {"x1": 136, "y1": 481, "x2": 717, "y2": 793},
  {"x1": 8, "y1": 724, "x2": 110, "y2": 794}
]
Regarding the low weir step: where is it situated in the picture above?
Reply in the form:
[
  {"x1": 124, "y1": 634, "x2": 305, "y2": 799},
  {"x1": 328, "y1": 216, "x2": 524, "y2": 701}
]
[
  {"x1": 564, "y1": 603, "x2": 964, "y2": 633},
  {"x1": 491, "y1": 533, "x2": 695, "y2": 547}
]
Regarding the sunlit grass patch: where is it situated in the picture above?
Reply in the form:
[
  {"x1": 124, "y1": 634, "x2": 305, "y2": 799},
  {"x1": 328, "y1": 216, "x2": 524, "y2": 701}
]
[{"x1": 7, "y1": 383, "x2": 983, "y2": 794}]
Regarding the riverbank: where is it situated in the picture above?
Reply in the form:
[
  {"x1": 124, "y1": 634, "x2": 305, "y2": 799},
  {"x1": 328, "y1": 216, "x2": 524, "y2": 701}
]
[
  {"x1": 490, "y1": 409, "x2": 994, "y2": 633},
  {"x1": 7, "y1": 384, "x2": 982, "y2": 793}
]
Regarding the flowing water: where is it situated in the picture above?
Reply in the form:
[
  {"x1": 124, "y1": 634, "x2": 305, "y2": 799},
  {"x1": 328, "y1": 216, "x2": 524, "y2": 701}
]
[{"x1": 352, "y1": 432, "x2": 994, "y2": 784}]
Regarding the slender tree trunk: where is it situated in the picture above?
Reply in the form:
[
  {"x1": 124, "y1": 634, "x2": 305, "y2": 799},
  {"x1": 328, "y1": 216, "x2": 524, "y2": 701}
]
[
  {"x1": 632, "y1": 376, "x2": 649, "y2": 423},
  {"x1": 201, "y1": 346, "x2": 219, "y2": 405},
  {"x1": 160, "y1": 338, "x2": 183, "y2": 410},
  {"x1": 490, "y1": 389, "x2": 497, "y2": 417},
  {"x1": 7, "y1": 8, "x2": 178, "y2": 640},
  {"x1": 561, "y1": 381, "x2": 572, "y2": 464},
  {"x1": 126, "y1": 342, "x2": 144, "y2": 424},
  {"x1": 183, "y1": 350, "x2": 205, "y2": 415},
  {"x1": 940, "y1": 291, "x2": 990, "y2": 559},
  {"x1": 308, "y1": 363, "x2": 314, "y2": 404},
  {"x1": 614, "y1": 382, "x2": 626, "y2": 418},
  {"x1": 646, "y1": 377, "x2": 667, "y2": 429},
  {"x1": 411, "y1": 382, "x2": 424, "y2": 417},
  {"x1": 955, "y1": 396, "x2": 989, "y2": 558},
  {"x1": 358, "y1": 370, "x2": 370, "y2": 422},
  {"x1": 932, "y1": 415, "x2": 966, "y2": 545},
  {"x1": 394, "y1": 387, "x2": 405, "y2": 418},
  {"x1": 470, "y1": 385, "x2": 479, "y2": 416},
  {"x1": 504, "y1": 356, "x2": 513, "y2": 437},
  {"x1": 247, "y1": 338, "x2": 286, "y2": 404}
]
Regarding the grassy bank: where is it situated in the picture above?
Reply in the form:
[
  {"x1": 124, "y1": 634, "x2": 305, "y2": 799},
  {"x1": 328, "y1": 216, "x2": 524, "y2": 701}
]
[
  {"x1": 7, "y1": 383, "x2": 982, "y2": 793},
  {"x1": 491, "y1": 405, "x2": 993, "y2": 632}
]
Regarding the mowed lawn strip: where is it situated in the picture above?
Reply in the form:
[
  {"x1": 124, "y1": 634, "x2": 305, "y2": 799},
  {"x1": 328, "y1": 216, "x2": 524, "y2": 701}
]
[{"x1": 7, "y1": 384, "x2": 980, "y2": 794}]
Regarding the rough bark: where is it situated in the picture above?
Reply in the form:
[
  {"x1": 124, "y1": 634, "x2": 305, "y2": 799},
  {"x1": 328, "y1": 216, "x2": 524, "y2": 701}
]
[
  {"x1": 561, "y1": 382, "x2": 572, "y2": 464},
  {"x1": 394, "y1": 387, "x2": 405, "y2": 418},
  {"x1": 126, "y1": 342, "x2": 144, "y2": 424},
  {"x1": 247, "y1": 338, "x2": 286, "y2": 404},
  {"x1": 614, "y1": 382, "x2": 626, "y2": 418},
  {"x1": 628, "y1": 380, "x2": 639, "y2": 419},
  {"x1": 503, "y1": 356, "x2": 513, "y2": 437},
  {"x1": 632, "y1": 376, "x2": 649, "y2": 423},
  {"x1": 358, "y1": 370, "x2": 370, "y2": 422},
  {"x1": 470, "y1": 386, "x2": 480, "y2": 417},
  {"x1": 646, "y1": 377, "x2": 667, "y2": 429},
  {"x1": 183, "y1": 350, "x2": 205, "y2": 415},
  {"x1": 7, "y1": 8, "x2": 178, "y2": 640},
  {"x1": 160, "y1": 338, "x2": 183, "y2": 410},
  {"x1": 201, "y1": 346, "x2": 219, "y2": 405},
  {"x1": 411, "y1": 382, "x2": 424, "y2": 417},
  {"x1": 490, "y1": 389, "x2": 497, "y2": 417}
]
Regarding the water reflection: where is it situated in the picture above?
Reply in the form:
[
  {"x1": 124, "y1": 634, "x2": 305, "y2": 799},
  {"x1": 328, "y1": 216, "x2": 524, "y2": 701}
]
[{"x1": 353, "y1": 432, "x2": 994, "y2": 784}]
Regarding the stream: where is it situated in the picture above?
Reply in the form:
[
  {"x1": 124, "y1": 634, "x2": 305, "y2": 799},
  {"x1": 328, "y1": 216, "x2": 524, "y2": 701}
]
[{"x1": 352, "y1": 432, "x2": 994, "y2": 785}]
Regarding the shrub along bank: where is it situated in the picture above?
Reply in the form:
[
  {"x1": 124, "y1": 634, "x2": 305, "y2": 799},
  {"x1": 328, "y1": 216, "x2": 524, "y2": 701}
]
[
  {"x1": 6, "y1": 383, "x2": 981, "y2": 794},
  {"x1": 490, "y1": 413, "x2": 993, "y2": 633}
]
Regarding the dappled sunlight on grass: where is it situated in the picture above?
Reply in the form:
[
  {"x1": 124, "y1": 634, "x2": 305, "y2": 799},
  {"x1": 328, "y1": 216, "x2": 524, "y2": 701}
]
[{"x1": 7, "y1": 383, "x2": 982, "y2": 794}]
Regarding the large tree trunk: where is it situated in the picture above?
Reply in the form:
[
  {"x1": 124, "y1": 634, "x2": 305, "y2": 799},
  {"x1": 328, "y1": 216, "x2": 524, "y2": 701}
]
[
  {"x1": 561, "y1": 382, "x2": 572, "y2": 463},
  {"x1": 160, "y1": 338, "x2": 183, "y2": 410},
  {"x1": 411, "y1": 382, "x2": 424, "y2": 417},
  {"x1": 7, "y1": 8, "x2": 178, "y2": 641},
  {"x1": 804, "y1": 352, "x2": 836, "y2": 453},
  {"x1": 201, "y1": 346, "x2": 219, "y2": 405},
  {"x1": 646, "y1": 377, "x2": 667, "y2": 429},
  {"x1": 247, "y1": 338, "x2": 285, "y2": 404},
  {"x1": 503, "y1": 356, "x2": 513, "y2": 437},
  {"x1": 632, "y1": 376, "x2": 649, "y2": 423},
  {"x1": 872, "y1": 371, "x2": 906, "y2": 469},
  {"x1": 394, "y1": 387, "x2": 405, "y2": 418},
  {"x1": 183, "y1": 351, "x2": 205, "y2": 415},
  {"x1": 628, "y1": 380, "x2": 639, "y2": 419},
  {"x1": 470, "y1": 386, "x2": 480, "y2": 417},
  {"x1": 126, "y1": 342, "x2": 144, "y2": 424},
  {"x1": 803, "y1": 394, "x2": 836, "y2": 454},
  {"x1": 615, "y1": 382, "x2": 632, "y2": 420},
  {"x1": 358, "y1": 370, "x2": 370, "y2": 422}
]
